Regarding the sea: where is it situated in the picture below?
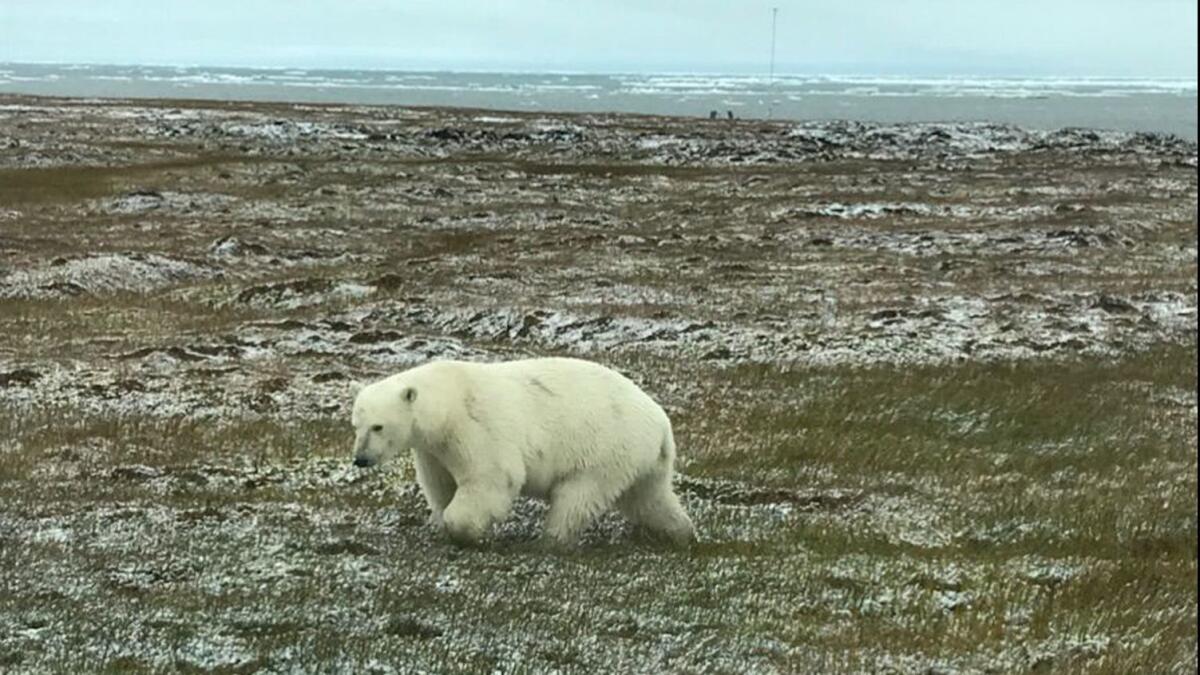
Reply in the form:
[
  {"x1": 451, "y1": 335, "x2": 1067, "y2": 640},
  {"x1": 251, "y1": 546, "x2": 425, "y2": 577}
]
[{"x1": 1, "y1": 63, "x2": 1196, "y2": 140}]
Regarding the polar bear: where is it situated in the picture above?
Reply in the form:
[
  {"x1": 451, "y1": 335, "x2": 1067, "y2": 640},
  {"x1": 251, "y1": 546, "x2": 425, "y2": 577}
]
[{"x1": 350, "y1": 357, "x2": 695, "y2": 546}]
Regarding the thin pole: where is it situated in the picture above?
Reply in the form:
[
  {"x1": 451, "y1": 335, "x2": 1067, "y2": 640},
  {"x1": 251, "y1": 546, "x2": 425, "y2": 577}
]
[
  {"x1": 767, "y1": 7, "x2": 779, "y2": 118},
  {"x1": 769, "y1": 7, "x2": 778, "y2": 84}
]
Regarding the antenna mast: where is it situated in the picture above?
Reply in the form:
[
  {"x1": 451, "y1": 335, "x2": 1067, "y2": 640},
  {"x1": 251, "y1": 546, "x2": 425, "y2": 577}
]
[
  {"x1": 769, "y1": 7, "x2": 779, "y2": 84},
  {"x1": 767, "y1": 7, "x2": 779, "y2": 118}
]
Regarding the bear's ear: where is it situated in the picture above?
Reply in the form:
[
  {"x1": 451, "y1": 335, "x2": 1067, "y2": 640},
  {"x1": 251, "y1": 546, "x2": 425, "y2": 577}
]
[
  {"x1": 349, "y1": 380, "x2": 365, "y2": 397},
  {"x1": 401, "y1": 386, "x2": 417, "y2": 404}
]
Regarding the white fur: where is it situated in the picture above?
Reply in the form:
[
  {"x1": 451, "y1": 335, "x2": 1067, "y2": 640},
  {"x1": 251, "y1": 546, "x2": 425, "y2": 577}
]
[{"x1": 350, "y1": 357, "x2": 695, "y2": 546}]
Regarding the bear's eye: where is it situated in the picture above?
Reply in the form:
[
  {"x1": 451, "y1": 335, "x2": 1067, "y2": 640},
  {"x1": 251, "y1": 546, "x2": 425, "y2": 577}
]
[{"x1": 370, "y1": 424, "x2": 383, "y2": 432}]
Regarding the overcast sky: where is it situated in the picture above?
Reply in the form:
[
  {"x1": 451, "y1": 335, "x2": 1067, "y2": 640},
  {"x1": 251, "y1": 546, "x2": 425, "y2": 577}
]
[{"x1": 1, "y1": 1, "x2": 1195, "y2": 76}]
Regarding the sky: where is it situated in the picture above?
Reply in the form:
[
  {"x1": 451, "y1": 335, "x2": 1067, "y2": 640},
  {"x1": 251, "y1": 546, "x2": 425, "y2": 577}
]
[{"x1": 0, "y1": 1, "x2": 1196, "y2": 77}]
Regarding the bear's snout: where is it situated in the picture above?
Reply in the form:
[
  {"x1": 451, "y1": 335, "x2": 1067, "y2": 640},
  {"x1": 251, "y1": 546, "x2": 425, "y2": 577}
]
[{"x1": 353, "y1": 456, "x2": 375, "y2": 468}]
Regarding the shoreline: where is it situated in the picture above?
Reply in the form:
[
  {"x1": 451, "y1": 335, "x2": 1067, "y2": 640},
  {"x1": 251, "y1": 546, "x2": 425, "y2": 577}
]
[
  {"x1": 3, "y1": 91, "x2": 1198, "y2": 145},
  {"x1": 2, "y1": 65, "x2": 1196, "y2": 140}
]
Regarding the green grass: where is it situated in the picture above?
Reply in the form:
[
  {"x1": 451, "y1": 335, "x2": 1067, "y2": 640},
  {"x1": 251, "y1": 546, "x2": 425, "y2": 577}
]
[
  {"x1": 0, "y1": 155, "x2": 279, "y2": 206},
  {"x1": 1, "y1": 344, "x2": 1194, "y2": 672},
  {"x1": 683, "y1": 343, "x2": 1194, "y2": 482}
]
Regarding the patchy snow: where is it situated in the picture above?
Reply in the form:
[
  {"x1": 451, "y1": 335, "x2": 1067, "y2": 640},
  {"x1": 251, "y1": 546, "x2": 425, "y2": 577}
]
[
  {"x1": 472, "y1": 115, "x2": 523, "y2": 124},
  {"x1": 0, "y1": 252, "x2": 220, "y2": 298},
  {"x1": 85, "y1": 189, "x2": 241, "y2": 216}
]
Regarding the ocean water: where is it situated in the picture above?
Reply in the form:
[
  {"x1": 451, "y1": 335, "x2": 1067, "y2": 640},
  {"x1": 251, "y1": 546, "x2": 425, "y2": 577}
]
[{"x1": 1, "y1": 63, "x2": 1195, "y2": 139}]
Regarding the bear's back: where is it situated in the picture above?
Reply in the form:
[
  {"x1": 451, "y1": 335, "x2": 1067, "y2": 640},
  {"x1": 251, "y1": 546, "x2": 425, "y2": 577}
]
[
  {"x1": 401, "y1": 357, "x2": 664, "y2": 427},
  {"x1": 483, "y1": 357, "x2": 649, "y2": 401}
]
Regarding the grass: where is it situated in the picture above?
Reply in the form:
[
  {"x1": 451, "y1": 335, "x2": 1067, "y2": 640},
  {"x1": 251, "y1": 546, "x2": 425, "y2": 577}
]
[
  {"x1": 684, "y1": 343, "x2": 1195, "y2": 480},
  {"x1": 1, "y1": 96, "x2": 1195, "y2": 672},
  {"x1": 0, "y1": 165, "x2": 123, "y2": 205},
  {"x1": 0, "y1": 343, "x2": 1194, "y2": 673},
  {"x1": 0, "y1": 155, "x2": 285, "y2": 206}
]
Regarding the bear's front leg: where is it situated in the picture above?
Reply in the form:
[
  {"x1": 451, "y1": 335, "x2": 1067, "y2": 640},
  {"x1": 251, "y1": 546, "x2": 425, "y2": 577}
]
[
  {"x1": 441, "y1": 479, "x2": 516, "y2": 546},
  {"x1": 413, "y1": 449, "x2": 456, "y2": 529}
]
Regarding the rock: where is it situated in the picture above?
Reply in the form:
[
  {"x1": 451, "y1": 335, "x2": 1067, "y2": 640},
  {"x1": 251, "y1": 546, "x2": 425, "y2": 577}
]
[
  {"x1": 348, "y1": 330, "x2": 403, "y2": 344},
  {"x1": 110, "y1": 465, "x2": 162, "y2": 481},
  {"x1": 1092, "y1": 294, "x2": 1137, "y2": 314},
  {"x1": 702, "y1": 346, "x2": 733, "y2": 360},
  {"x1": 312, "y1": 371, "x2": 349, "y2": 383},
  {"x1": 0, "y1": 368, "x2": 41, "y2": 387},
  {"x1": 315, "y1": 539, "x2": 380, "y2": 556},
  {"x1": 208, "y1": 236, "x2": 269, "y2": 257},
  {"x1": 384, "y1": 616, "x2": 443, "y2": 639}
]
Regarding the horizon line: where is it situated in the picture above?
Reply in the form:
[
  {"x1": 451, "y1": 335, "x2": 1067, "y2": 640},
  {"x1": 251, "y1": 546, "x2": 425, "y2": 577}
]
[{"x1": 1, "y1": 59, "x2": 1196, "y2": 82}]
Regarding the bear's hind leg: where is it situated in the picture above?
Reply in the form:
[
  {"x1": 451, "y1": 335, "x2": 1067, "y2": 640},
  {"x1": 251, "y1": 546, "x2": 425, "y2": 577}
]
[
  {"x1": 617, "y1": 474, "x2": 696, "y2": 546},
  {"x1": 413, "y1": 450, "x2": 456, "y2": 529},
  {"x1": 543, "y1": 476, "x2": 624, "y2": 546}
]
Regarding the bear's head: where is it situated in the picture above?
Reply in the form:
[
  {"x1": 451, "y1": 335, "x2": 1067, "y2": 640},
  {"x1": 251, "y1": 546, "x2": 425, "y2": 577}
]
[{"x1": 350, "y1": 378, "x2": 419, "y2": 468}]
